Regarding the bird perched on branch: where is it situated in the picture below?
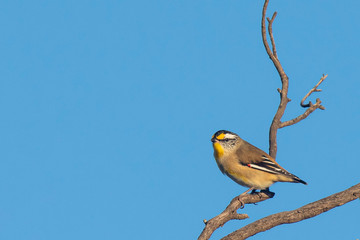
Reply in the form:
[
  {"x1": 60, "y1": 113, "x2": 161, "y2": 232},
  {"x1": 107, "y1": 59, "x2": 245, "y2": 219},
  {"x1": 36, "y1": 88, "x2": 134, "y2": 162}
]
[{"x1": 211, "y1": 130, "x2": 307, "y2": 193}]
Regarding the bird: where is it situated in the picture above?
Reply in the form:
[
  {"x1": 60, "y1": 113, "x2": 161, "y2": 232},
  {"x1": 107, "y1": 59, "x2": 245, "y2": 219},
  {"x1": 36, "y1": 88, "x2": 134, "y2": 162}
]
[{"x1": 211, "y1": 130, "x2": 307, "y2": 194}]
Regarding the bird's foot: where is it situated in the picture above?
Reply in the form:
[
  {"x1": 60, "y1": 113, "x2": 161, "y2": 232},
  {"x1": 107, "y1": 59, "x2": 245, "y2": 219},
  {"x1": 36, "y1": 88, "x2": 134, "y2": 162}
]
[
  {"x1": 237, "y1": 187, "x2": 255, "y2": 208},
  {"x1": 250, "y1": 189, "x2": 258, "y2": 194},
  {"x1": 260, "y1": 188, "x2": 275, "y2": 198}
]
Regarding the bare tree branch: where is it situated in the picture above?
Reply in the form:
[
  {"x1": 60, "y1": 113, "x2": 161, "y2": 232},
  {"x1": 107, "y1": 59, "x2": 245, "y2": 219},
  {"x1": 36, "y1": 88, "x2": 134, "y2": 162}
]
[
  {"x1": 198, "y1": 191, "x2": 274, "y2": 240},
  {"x1": 262, "y1": 0, "x2": 290, "y2": 159},
  {"x1": 280, "y1": 74, "x2": 327, "y2": 128},
  {"x1": 262, "y1": 0, "x2": 326, "y2": 158},
  {"x1": 221, "y1": 183, "x2": 360, "y2": 240}
]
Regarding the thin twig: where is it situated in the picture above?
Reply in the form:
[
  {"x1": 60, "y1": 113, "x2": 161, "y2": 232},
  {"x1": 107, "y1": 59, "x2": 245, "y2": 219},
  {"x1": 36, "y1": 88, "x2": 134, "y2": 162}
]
[
  {"x1": 301, "y1": 74, "x2": 327, "y2": 108},
  {"x1": 267, "y1": 12, "x2": 278, "y2": 59},
  {"x1": 279, "y1": 75, "x2": 327, "y2": 128},
  {"x1": 221, "y1": 183, "x2": 360, "y2": 240},
  {"x1": 261, "y1": 0, "x2": 273, "y2": 60},
  {"x1": 279, "y1": 99, "x2": 322, "y2": 128}
]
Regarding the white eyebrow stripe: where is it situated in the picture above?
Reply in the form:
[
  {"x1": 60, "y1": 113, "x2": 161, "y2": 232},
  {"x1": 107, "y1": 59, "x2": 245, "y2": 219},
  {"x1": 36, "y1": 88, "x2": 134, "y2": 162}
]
[{"x1": 224, "y1": 133, "x2": 237, "y2": 139}]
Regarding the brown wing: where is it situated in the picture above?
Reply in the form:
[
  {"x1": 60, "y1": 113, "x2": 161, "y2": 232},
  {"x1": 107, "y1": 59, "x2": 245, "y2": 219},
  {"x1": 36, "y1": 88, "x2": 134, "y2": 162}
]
[
  {"x1": 236, "y1": 139, "x2": 296, "y2": 176},
  {"x1": 235, "y1": 139, "x2": 273, "y2": 164}
]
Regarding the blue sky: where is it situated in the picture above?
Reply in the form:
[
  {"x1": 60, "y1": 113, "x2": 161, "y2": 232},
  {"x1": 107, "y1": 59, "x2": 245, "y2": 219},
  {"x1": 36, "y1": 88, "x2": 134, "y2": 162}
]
[{"x1": 0, "y1": 0, "x2": 359, "y2": 239}]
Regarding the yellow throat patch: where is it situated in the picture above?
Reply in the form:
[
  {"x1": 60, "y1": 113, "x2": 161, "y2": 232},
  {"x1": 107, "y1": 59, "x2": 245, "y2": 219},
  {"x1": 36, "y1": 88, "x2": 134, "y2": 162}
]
[{"x1": 213, "y1": 142, "x2": 224, "y2": 159}]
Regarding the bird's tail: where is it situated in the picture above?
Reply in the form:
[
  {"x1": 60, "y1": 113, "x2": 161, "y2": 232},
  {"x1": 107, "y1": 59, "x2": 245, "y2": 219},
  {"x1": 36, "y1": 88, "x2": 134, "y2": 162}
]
[{"x1": 292, "y1": 175, "x2": 307, "y2": 185}]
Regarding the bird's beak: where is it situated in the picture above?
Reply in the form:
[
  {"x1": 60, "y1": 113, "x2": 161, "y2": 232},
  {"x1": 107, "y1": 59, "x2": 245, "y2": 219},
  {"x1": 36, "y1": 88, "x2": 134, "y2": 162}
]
[{"x1": 211, "y1": 138, "x2": 217, "y2": 143}]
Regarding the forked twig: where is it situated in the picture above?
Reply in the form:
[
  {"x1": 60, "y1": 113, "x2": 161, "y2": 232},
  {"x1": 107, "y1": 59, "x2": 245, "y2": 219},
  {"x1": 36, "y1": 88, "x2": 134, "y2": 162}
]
[
  {"x1": 280, "y1": 75, "x2": 327, "y2": 128},
  {"x1": 267, "y1": 12, "x2": 278, "y2": 59},
  {"x1": 301, "y1": 74, "x2": 327, "y2": 109}
]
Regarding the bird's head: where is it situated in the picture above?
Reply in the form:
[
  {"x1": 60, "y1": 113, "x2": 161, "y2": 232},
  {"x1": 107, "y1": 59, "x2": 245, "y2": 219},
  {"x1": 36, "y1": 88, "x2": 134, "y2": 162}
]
[{"x1": 211, "y1": 130, "x2": 240, "y2": 158}]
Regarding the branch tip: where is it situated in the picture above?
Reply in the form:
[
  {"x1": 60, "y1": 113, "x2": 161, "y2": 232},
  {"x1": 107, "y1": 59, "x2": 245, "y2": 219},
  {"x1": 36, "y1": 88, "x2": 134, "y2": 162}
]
[
  {"x1": 300, "y1": 75, "x2": 327, "y2": 109},
  {"x1": 272, "y1": 12, "x2": 277, "y2": 19},
  {"x1": 267, "y1": 12, "x2": 277, "y2": 23},
  {"x1": 233, "y1": 214, "x2": 249, "y2": 220}
]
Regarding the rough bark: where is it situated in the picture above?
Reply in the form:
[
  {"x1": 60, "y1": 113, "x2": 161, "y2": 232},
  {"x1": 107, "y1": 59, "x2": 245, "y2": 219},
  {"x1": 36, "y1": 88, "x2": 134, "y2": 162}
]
[{"x1": 222, "y1": 183, "x2": 360, "y2": 240}]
